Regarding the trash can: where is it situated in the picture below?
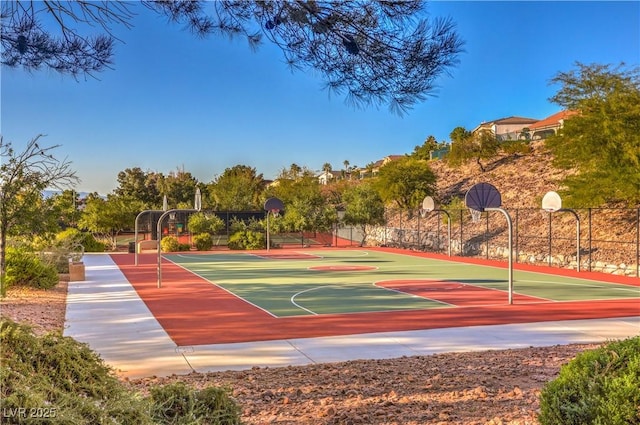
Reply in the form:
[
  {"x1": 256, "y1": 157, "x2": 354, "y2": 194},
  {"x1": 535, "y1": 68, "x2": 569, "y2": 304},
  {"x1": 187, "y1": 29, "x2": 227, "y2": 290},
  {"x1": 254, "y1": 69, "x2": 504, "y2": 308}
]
[{"x1": 128, "y1": 241, "x2": 136, "y2": 253}]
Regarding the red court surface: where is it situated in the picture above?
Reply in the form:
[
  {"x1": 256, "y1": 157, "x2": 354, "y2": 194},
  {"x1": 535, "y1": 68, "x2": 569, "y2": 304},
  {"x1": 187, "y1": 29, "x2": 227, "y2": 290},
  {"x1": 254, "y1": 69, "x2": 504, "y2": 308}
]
[{"x1": 112, "y1": 249, "x2": 640, "y2": 347}]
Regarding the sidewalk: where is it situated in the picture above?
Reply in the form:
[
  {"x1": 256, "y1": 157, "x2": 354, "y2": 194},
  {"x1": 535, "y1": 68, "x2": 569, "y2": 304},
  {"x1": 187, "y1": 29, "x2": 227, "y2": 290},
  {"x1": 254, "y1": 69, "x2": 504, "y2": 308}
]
[{"x1": 64, "y1": 254, "x2": 640, "y2": 379}]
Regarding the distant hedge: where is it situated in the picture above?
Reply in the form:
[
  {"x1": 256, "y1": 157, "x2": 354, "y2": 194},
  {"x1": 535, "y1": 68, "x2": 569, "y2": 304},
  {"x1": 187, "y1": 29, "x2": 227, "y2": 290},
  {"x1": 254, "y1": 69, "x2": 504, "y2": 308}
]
[{"x1": 539, "y1": 336, "x2": 640, "y2": 424}]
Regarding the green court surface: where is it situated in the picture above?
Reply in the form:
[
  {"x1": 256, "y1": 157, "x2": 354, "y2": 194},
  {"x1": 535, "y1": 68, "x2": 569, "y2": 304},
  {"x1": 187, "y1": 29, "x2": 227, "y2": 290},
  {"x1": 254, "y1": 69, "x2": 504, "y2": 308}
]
[{"x1": 164, "y1": 249, "x2": 639, "y2": 318}]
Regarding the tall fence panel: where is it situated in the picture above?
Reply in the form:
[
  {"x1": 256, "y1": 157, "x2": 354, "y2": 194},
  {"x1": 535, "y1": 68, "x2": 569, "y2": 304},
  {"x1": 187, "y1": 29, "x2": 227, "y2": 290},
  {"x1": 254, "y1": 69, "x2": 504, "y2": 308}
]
[{"x1": 369, "y1": 207, "x2": 639, "y2": 277}]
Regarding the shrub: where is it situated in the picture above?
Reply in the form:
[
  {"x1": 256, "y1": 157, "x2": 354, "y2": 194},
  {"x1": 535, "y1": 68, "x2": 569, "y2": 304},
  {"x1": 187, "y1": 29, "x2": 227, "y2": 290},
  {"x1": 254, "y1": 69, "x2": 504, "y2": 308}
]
[
  {"x1": 227, "y1": 230, "x2": 265, "y2": 250},
  {"x1": 442, "y1": 197, "x2": 466, "y2": 225},
  {"x1": 0, "y1": 319, "x2": 152, "y2": 424},
  {"x1": 5, "y1": 247, "x2": 58, "y2": 290},
  {"x1": 1, "y1": 319, "x2": 243, "y2": 425},
  {"x1": 193, "y1": 233, "x2": 213, "y2": 251},
  {"x1": 56, "y1": 228, "x2": 105, "y2": 253},
  {"x1": 188, "y1": 212, "x2": 224, "y2": 235},
  {"x1": 149, "y1": 382, "x2": 241, "y2": 425},
  {"x1": 160, "y1": 236, "x2": 181, "y2": 252},
  {"x1": 501, "y1": 140, "x2": 531, "y2": 155},
  {"x1": 539, "y1": 336, "x2": 640, "y2": 425}
]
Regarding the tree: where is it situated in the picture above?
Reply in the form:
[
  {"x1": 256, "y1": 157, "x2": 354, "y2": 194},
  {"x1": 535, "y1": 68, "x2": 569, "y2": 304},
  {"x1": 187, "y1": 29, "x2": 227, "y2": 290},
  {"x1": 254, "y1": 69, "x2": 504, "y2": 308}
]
[
  {"x1": 78, "y1": 194, "x2": 144, "y2": 250},
  {"x1": 187, "y1": 212, "x2": 224, "y2": 235},
  {"x1": 207, "y1": 165, "x2": 264, "y2": 211},
  {"x1": 114, "y1": 167, "x2": 162, "y2": 208},
  {"x1": 0, "y1": 135, "x2": 78, "y2": 295},
  {"x1": 49, "y1": 189, "x2": 82, "y2": 229},
  {"x1": 266, "y1": 175, "x2": 336, "y2": 234},
  {"x1": 374, "y1": 156, "x2": 437, "y2": 210},
  {"x1": 342, "y1": 181, "x2": 386, "y2": 246},
  {"x1": 411, "y1": 135, "x2": 439, "y2": 160},
  {"x1": 447, "y1": 127, "x2": 499, "y2": 172},
  {"x1": 546, "y1": 62, "x2": 640, "y2": 206},
  {"x1": 1, "y1": 1, "x2": 464, "y2": 114},
  {"x1": 158, "y1": 168, "x2": 199, "y2": 209}
]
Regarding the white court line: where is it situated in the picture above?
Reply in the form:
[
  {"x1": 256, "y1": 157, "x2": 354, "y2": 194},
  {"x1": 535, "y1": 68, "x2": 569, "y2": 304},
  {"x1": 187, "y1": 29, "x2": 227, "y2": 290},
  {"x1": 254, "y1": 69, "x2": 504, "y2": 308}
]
[{"x1": 290, "y1": 286, "x2": 335, "y2": 315}]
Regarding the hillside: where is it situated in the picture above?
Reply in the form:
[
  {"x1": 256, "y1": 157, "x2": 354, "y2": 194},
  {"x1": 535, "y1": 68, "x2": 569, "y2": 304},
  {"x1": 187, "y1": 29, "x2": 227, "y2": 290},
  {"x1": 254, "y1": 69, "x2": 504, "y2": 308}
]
[
  {"x1": 428, "y1": 141, "x2": 569, "y2": 208},
  {"x1": 373, "y1": 141, "x2": 638, "y2": 276}
]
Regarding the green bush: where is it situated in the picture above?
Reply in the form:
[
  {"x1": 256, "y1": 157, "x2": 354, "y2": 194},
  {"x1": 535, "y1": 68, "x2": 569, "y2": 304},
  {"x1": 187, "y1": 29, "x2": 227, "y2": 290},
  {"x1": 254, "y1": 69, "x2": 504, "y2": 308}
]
[
  {"x1": 193, "y1": 233, "x2": 213, "y2": 251},
  {"x1": 56, "y1": 228, "x2": 105, "y2": 253},
  {"x1": 5, "y1": 247, "x2": 58, "y2": 290},
  {"x1": 539, "y1": 336, "x2": 640, "y2": 425},
  {"x1": 0, "y1": 319, "x2": 243, "y2": 425},
  {"x1": 188, "y1": 212, "x2": 224, "y2": 235},
  {"x1": 501, "y1": 140, "x2": 531, "y2": 155},
  {"x1": 160, "y1": 236, "x2": 181, "y2": 252},
  {"x1": 0, "y1": 319, "x2": 153, "y2": 424},
  {"x1": 227, "y1": 230, "x2": 265, "y2": 250},
  {"x1": 149, "y1": 382, "x2": 241, "y2": 425},
  {"x1": 160, "y1": 237, "x2": 191, "y2": 252}
]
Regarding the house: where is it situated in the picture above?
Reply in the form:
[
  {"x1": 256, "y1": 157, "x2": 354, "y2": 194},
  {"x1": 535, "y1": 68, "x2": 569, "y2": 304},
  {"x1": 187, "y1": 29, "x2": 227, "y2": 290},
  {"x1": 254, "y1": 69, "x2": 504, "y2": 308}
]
[
  {"x1": 527, "y1": 110, "x2": 578, "y2": 140},
  {"x1": 358, "y1": 155, "x2": 404, "y2": 178},
  {"x1": 317, "y1": 170, "x2": 341, "y2": 185},
  {"x1": 473, "y1": 116, "x2": 539, "y2": 141}
]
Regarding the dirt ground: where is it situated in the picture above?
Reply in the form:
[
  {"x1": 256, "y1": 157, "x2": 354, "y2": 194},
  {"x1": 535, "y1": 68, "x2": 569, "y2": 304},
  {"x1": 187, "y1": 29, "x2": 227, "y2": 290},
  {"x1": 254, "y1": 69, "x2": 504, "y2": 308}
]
[{"x1": 1, "y1": 279, "x2": 599, "y2": 425}]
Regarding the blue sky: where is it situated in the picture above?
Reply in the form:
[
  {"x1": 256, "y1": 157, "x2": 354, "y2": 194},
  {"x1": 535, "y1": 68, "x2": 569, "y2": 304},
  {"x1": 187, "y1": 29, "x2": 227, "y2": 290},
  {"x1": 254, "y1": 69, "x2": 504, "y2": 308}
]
[{"x1": 2, "y1": 1, "x2": 639, "y2": 194}]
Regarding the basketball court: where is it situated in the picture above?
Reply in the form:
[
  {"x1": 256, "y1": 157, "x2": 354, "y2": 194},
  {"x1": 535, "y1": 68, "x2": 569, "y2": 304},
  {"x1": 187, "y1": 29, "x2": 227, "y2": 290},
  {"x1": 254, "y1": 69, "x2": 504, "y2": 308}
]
[
  {"x1": 64, "y1": 186, "x2": 639, "y2": 377},
  {"x1": 65, "y1": 250, "x2": 640, "y2": 378}
]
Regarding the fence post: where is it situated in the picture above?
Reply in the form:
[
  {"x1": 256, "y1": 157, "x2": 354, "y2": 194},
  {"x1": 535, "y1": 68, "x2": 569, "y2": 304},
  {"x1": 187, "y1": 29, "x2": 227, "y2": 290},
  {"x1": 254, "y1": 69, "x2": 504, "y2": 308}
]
[
  {"x1": 588, "y1": 208, "x2": 592, "y2": 272},
  {"x1": 515, "y1": 209, "x2": 519, "y2": 263},
  {"x1": 399, "y1": 209, "x2": 403, "y2": 247},
  {"x1": 460, "y1": 209, "x2": 464, "y2": 255},
  {"x1": 485, "y1": 211, "x2": 489, "y2": 259},
  {"x1": 436, "y1": 210, "x2": 440, "y2": 254}
]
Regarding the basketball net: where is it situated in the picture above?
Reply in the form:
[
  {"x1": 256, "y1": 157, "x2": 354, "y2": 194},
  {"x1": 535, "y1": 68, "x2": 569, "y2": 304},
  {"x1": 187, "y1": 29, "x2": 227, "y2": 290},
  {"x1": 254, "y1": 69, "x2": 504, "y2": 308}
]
[
  {"x1": 469, "y1": 208, "x2": 482, "y2": 223},
  {"x1": 270, "y1": 209, "x2": 280, "y2": 218},
  {"x1": 419, "y1": 208, "x2": 428, "y2": 218}
]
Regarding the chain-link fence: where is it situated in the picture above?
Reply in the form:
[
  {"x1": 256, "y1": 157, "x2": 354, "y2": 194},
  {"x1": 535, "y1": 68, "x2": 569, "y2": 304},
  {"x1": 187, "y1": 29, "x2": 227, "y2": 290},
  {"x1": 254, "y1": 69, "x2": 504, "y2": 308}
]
[
  {"x1": 130, "y1": 207, "x2": 639, "y2": 277},
  {"x1": 352, "y1": 207, "x2": 639, "y2": 277}
]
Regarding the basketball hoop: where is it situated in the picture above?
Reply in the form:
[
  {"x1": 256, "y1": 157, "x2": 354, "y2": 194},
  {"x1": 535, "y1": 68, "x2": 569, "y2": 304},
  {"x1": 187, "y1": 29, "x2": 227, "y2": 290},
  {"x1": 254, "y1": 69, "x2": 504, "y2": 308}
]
[
  {"x1": 270, "y1": 209, "x2": 280, "y2": 218},
  {"x1": 469, "y1": 208, "x2": 482, "y2": 223},
  {"x1": 419, "y1": 208, "x2": 428, "y2": 218}
]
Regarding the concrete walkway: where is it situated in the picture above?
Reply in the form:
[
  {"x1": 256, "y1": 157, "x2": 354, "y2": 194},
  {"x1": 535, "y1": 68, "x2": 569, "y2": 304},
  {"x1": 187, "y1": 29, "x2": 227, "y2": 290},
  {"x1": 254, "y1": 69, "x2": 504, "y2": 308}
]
[{"x1": 64, "y1": 254, "x2": 640, "y2": 379}]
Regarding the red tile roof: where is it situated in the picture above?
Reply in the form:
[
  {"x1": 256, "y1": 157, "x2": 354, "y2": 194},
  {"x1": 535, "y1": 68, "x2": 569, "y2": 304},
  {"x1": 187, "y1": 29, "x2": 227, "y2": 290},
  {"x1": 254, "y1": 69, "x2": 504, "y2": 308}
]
[{"x1": 528, "y1": 110, "x2": 578, "y2": 130}]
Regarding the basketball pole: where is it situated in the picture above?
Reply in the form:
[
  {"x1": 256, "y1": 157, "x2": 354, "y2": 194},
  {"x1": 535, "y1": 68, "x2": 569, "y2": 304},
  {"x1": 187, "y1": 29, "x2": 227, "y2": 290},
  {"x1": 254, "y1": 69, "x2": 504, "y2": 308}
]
[
  {"x1": 486, "y1": 207, "x2": 514, "y2": 305},
  {"x1": 156, "y1": 209, "x2": 198, "y2": 289},
  {"x1": 266, "y1": 211, "x2": 270, "y2": 252},
  {"x1": 134, "y1": 209, "x2": 164, "y2": 266}
]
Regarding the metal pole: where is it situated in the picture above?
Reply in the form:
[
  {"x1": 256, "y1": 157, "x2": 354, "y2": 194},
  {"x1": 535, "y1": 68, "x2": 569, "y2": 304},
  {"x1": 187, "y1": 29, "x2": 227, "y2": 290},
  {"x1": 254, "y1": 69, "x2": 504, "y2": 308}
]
[
  {"x1": 548, "y1": 212, "x2": 552, "y2": 267},
  {"x1": 486, "y1": 207, "x2": 513, "y2": 304},
  {"x1": 436, "y1": 211, "x2": 440, "y2": 253},
  {"x1": 417, "y1": 211, "x2": 421, "y2": 249},
  {"x1": 514, "y1": 209, "x2": 519, "y2": 263},
  {"x1": 157, "y1": 209, "x2": 197, "y2": 288},
  {"x1": 637, "y1": 208, "x2": 639, "y2": 278},
  {"x1": 589, "y1": 208, "x2": 591, "y2": 271},
  {"x1": 559, "y1": 209, "x2": 581, "y2": 272},
  {"x1": 438, "y1": 210, "x2": 451, "y2": 256},
  {"x1": 134, "y1": 210, "x2": 163, "y2": 266},
  {"x1": 576, "y1": 217, "x2": 581, "y2": 272},
  {"x1": 485, "y1": 211, "x2": 489, "y2": 259},
  {"x1": 266, "y1": 212, "x2": 270, "y2": 252},
  {"x1": 460, "y1": 209, "x2": 463, "y2": 256}
]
